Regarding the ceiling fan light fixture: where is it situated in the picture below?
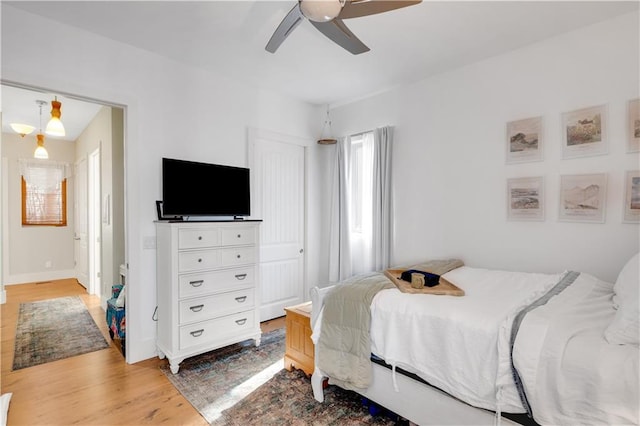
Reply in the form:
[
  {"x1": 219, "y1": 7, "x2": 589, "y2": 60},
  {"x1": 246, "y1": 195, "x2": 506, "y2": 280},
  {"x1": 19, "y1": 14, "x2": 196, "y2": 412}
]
[
  {"x1": 34, "y1": 133, "x2": 49, "y2": 159},
  {"x1": 10, "y1": 123, "x2": 35, "y2": 137},
  {"x1": 45, "y1": 97, "x2": 66, "y2": 137},
  {"x1": 300, "y1": 0, "x2": 343, "y2": 22}
]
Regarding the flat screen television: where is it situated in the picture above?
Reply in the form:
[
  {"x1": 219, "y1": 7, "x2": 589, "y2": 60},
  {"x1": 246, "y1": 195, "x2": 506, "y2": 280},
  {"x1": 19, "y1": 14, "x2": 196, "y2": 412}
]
[{"x1": 162, "y1": 157, "x2": 250, "y2": 218}]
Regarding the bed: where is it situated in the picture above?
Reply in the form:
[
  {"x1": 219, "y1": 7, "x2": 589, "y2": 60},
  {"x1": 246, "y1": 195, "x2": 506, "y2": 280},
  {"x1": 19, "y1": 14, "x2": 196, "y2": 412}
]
[{"x1": 309, "y1": 256, "x2": 639, "y2": 425}]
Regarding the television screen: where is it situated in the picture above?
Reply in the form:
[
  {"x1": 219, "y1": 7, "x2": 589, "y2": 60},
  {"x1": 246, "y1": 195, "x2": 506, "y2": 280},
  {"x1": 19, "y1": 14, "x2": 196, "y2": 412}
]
[{"x1": 162, "y1": 158, "x2": 250, "y2": 217}]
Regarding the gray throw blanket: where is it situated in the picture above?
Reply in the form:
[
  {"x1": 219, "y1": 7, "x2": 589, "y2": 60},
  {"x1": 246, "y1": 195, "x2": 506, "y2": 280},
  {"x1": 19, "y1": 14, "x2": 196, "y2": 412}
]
[{"x1": 316, "y1": 272, "x2": 394, "y2": 390}]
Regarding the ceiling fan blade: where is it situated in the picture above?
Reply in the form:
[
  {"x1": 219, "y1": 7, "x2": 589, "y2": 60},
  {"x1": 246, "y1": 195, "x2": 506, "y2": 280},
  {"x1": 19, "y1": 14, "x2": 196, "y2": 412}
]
[
  {"x1": 339, "y1": 0, "x2": 422, "y2": 20},
  {"x1": 265, "y1": 4, "x2": 305, "y2": 53},
  {"x1": 310, "y1": 19, "x2": 370, "y2": 55}
]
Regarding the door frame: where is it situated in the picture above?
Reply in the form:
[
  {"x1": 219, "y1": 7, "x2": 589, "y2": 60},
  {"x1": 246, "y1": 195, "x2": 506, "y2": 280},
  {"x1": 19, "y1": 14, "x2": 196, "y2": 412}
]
[{"x1": 0, "y1": 78, "x2": 130, "y2": 359}]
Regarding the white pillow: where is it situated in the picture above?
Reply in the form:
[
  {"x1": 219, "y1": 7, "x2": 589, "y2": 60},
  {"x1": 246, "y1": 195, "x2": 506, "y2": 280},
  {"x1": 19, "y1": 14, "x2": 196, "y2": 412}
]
[
  {"x1": 0, "y1": 393, "x2": 12, "y2": 426},
  {"x1": 604, "y1": 253, "x2": 639, "y2": 346},
  {"x1": 115, "y1": 285, "x2": 126, "y2": 308}
]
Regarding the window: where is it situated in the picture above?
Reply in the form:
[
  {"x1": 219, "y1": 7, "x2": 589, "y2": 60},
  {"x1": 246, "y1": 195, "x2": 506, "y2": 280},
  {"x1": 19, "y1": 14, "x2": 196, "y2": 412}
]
[
  {"x1": 349, "y1": 132, "x2": 374, "y2": 234},
  {"x1": 20, "y1": 160, "x2": 68, "y2": 226}
]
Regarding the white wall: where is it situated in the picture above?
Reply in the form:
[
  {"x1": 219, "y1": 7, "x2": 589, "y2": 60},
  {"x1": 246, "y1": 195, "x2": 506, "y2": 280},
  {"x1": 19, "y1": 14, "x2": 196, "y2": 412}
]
[
  {"x1": 1, "y1": 5, "x2": 323, "y2": 363},
  {"x1": 329, "y1": 11, "x2": 640, "y2": 283},
  {"x1": 1, "y1": 132, "x2": 77, "y2": 282},
  {"x1": 74, "y1": 105, "x2": 126, "y2": 302}
]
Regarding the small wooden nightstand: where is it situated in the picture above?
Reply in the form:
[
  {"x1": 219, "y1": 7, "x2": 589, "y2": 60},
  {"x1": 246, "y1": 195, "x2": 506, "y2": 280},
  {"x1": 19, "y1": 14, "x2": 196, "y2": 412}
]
[{"x1": 284, "y1": 301, "x2": 314, "y2": 376}]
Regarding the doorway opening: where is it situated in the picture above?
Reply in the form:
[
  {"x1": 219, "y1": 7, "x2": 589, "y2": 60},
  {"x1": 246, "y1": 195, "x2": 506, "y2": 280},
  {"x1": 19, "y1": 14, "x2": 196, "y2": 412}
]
[{"x1": 0, "y1": 80, "x2": 127, "y2": 359}]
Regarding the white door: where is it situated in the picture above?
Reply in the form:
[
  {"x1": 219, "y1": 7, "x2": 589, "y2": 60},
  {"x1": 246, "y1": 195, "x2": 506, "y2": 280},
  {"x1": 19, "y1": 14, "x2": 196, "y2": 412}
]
[
  {"x1": 250, "y1": 130, "x2": 306, "y2": 321},
  {"x1": 74, "y1": 157, "x2": 89, "y2": 288},
  {"x1": 88, "y1": 148, "x2": 101, "y2": 296}
]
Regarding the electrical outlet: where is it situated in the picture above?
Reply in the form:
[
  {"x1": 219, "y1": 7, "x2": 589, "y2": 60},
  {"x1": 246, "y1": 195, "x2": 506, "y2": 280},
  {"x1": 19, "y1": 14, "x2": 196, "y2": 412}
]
[
  {"x1": 45, "y1": 261, "x2": 52, "y2": 268},
  {"x1": 143, "y1": 236, "x2": 156, "y2": 249}
]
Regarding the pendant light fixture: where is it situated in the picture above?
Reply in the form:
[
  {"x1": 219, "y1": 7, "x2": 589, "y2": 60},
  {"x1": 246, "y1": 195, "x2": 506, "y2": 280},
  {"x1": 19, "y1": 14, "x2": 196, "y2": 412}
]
[
  {"x1": 45, "y1": 96, "x2": 65, "y2": 137},
  {"x1": 317, "y1": 105, "x2": 337, "y2": 145},
  {"x1": 34, "y1": 100, "x2": 49, "y2": 159},
  {"x1": 10, "y1": 123, "x2": 35, "y2": 137}
]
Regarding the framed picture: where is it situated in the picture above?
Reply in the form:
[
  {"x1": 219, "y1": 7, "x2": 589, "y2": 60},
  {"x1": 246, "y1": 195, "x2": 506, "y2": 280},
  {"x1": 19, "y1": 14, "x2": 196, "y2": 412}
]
[
  {"x1": 559, "y1": 173, "x2": 607, "y2": 223},
  {"x1": 623, "y1": 170, "x2": 640, "y2": 223},
  {"x1": 507, "y1": 177, "x2": 544, "y2": 221},
  {"x1": 561, "y1": 105, "x2": 608, "y2": 159},
  {"x1": 628, "y1": 98, "x2": 640, "y2": 153},
  {"x1": 506, "y1": 116, "x2": 543, "y2": 164}
]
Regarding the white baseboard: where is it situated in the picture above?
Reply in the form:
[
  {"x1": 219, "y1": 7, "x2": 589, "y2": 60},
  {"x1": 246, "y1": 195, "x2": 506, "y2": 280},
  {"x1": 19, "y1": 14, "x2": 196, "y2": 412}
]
[
  {"x1": 5, "y1": 269, "x2": 77, "y2": 286},
  {"x1": 1, "y1": 289, "x2": 6, "y2": 304}
]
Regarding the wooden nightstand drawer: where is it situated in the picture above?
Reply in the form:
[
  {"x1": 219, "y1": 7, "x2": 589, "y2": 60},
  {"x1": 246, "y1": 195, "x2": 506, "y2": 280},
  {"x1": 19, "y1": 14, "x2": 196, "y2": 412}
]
[{"x1": 284, "y1": 302, "x2": 314, "y2": 376}]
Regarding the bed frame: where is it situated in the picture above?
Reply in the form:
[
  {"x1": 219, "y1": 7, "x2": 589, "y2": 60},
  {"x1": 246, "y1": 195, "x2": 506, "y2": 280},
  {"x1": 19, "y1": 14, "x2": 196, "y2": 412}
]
[{"x1": 310, "y1": 285, "x2": 520, "y2": 426}]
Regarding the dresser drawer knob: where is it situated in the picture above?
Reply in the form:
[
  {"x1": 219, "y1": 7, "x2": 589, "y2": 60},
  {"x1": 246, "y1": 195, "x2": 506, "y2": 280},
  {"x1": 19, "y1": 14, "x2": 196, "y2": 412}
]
[
  {"x1": 190, "y1": 329, "x2": 204, "y2": 337},
  {"x1": 235, "y1": 318, "x2": 247, "y2": 326},
  {"x1": 237, "y1": 234, "x2": 241, "y2": 238},
  {"x1": 235, "y1": 296, "x2": 247, "y2": 303},
  {"x1": 189, "y1": 280, "x2": 204, "y2": 287},
  {"x1": 236, "y1": 254, "x2": 241, "y2": 259},
  {"x1": 198, "y1": 258, "x2": 202, "y2": 263},
  {"x1": 190, "y1": 304, "x2": 204, "y2": 312},
  {"x1": 198, "y1": 236, "x2": 202, "y2": 240},
  {"x1": 235, "y1": 274, "x2": 247, "y2": 280}
]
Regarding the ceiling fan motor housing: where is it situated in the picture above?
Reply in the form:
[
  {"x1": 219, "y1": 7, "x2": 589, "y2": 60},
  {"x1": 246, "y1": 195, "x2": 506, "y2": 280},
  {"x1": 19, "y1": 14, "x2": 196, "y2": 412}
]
[{"x1": 299, "y1": 0, "x2": 343, "y2": 22}]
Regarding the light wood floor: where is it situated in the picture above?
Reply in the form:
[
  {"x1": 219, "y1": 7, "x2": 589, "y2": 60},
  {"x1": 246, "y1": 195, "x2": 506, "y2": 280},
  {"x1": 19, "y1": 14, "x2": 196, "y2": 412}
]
[{"x1": 0, "y1": 278, "x2": 285, "y2": 425}]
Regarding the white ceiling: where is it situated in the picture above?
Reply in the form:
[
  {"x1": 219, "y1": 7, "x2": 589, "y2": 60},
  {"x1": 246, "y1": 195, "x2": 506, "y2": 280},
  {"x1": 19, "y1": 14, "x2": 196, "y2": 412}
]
[{"x1": 2, "y1": 1, "x2": 638, "y2": 138}]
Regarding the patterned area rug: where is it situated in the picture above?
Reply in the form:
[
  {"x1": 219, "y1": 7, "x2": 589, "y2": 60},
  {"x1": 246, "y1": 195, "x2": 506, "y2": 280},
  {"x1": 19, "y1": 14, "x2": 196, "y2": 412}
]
[
  {"x1": 160, "y1": 329, "x2": 398, "y2": 425},
  {"x1": 12, "y1": 296, "x2": 110, "y2": 370}
]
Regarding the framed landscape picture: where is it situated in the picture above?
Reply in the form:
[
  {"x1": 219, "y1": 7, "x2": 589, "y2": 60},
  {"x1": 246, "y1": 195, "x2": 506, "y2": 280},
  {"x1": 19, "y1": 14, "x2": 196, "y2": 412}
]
[
  {"x1": 506, "y1": 116, "x2": 543, "y2": 164},
  {"x1": 507, "y1": 176, "x2": 544, "y2": 221},
  {"x1": 561, "y1": 105, "x2": 608, "y2": 159},
  {"x1": 628, "y1": 98, "x2": 640, "y2": 153},
  {"x1": 559, "y1": 173, "x2": 607, "y2": 223},
  {"x1": 623, "y1": 170, "x2": 640, "y2": 223}
]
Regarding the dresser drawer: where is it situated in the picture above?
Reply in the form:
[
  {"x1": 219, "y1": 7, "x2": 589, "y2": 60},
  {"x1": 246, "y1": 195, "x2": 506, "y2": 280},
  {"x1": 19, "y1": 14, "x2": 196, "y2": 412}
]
[
  {"x1": 178, "y1": 267, "x2": 255, "y2": 298},
  {"x1": 179, "y1": 310, "x2": 255, "y2": 350},
  {"x1": 220, "y1": 227, "x2": 256, "y2": 246},
  {"x1": 178, "y1": 249, "x2": 221, "y2": 272},
  {"x1": 179, "y1": 289, "x2": 255, "y2": 324},
  {"x1": 178, "y1": 228, "x2": 220, "y2": 249},
  {"x1": 221, "y1": 246, "x2": 255, "y2": 267}
]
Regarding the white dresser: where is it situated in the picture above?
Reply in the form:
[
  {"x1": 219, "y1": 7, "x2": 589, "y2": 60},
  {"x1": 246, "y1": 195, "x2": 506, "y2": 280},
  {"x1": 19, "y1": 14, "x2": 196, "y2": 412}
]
[{"x1": 155, "y1": 220, "x2": 261, "y2": 373}]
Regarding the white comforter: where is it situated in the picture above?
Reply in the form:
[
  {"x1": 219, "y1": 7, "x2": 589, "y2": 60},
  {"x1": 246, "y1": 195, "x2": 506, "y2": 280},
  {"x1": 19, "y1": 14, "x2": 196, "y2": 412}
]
[
  {"x1": 369, "y1": 266, "x2": 563, "y2": 413},
  {"x1": 514, "y1": 272, "x2": 639, "y2": 425}
]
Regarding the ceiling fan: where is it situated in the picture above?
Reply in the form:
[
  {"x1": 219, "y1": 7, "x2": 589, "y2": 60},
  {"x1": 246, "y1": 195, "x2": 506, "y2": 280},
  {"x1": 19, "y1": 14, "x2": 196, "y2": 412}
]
[{"x1": 265, "y1": 0, "x2": 422, "y2": 55}]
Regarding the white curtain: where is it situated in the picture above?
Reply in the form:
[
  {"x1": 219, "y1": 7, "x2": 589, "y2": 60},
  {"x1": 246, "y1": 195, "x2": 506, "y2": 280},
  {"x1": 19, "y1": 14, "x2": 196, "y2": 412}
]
[
  {"x1": 328, "y1": 126, "x2": 393, "y2": 282},
  {"x1": 328, "y1": 135, "x2": 353, "y2": 282},
  {"x1": 371, "y1": 126, "x2": 392, "y2": 271},
  {"x1": 19, "y1": 159, "x2": 72, "y2": 184}
]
